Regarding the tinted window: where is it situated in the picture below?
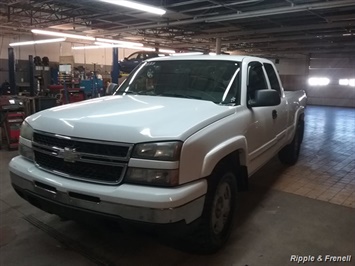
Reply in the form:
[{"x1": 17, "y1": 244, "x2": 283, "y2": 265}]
[
  {"x1": 247, "y1": 62, "x2": 268, "y2": 100},
  {"x1": 264, "y1": 63, "x2": 281, "y2": 94},
  {"x1": 116, "y1": 60, "x2": 241, "y2": 104},
  {"x1": 127, "y1": 52, "x2": 139, "y2": 60}
]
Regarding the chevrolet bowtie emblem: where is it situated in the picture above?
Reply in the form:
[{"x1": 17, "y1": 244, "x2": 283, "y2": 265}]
[{"x1": 62, "y1": 147, "x2": 79, "y2": 163}]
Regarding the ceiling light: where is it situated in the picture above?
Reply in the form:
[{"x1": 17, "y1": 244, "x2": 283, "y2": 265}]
[
  {"x1": 72, "y1": 45, "x2": 110, "y2": 50},
  {"x1": 98, "y1": 0, "x2": 166, "y2": 15},
  {"x1": 171, "y1": 52, "x2": 204, "y2": 56},
  {"x1": 9, "y1": 38, "x2": 66, "y2": 46},
  {"x1": 96, "y1": 38, "x2": 143, "y2": 47},
  {"x1": 95, "y1": 41, "x2": 145, "y2": 49},
  {"x1": 31, "y1": 29, "x2": 95, "y2": 41},
  {"x1": 159, "y1": 49, "x2": 175, "y2": 53},
  {"x1": 73, "y1": 43, "x2": 144, "y2": 49},
  {"x1": 139, "y1": 47, "x2": 156, "y2": 51}
]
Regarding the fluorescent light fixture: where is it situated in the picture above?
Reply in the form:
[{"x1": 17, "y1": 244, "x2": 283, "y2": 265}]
[
  {"x1": 99, "y1": 0, "x2": 166, "y2": 15},
  {"x1": 171, "y1": 52, "x2": 204, "y2": 56},
  {"x1": 31, "y1": 29, "x2": 95, "y2": 41},
  {"x1": 349, "y1": 79, "x2": 355, "y2": 87},
  {"x1": 159, "y1": 49, "x2": 175, "y2": 53},
  {"x1": 94, "y1": 42, "x2": 119, "y2": 46},
  {"x1": 139, "y1": 47, "x2": 156, "y2": 51},
  {"x1": 9, "y1": 38, "x2": 66, "y2": 46},
  {"x1": 73, "y1": 43, "x2": 143, "y2": 49},
  {"x1": 96, "y1": 38, "x2": 143, "y2": 47},
  {"x1": 308, "y1": 77, "x2": 330, "y2": 86},
  {"x1": 95, "y1": 41, "x2": 145, "y2": 49}
]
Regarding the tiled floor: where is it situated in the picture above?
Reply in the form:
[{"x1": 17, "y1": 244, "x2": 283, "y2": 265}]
[{"x1": 251, "y1": 105, "x2": 355, "y2": 208}]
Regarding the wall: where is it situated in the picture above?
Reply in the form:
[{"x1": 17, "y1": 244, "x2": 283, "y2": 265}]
[
  {"x1": 273, "y1": 57, "x2": 309, "y2": 92},
  {"x1": 0, "y1": 35, "x2": 140, "y2": 84},
  {"x1": 307, "y1": 57, "x2": 355, "y2": 107},
  {"x1": 272, "y1": 56, "x2": 355, "y2": 107},
  {"x1": 1, "y1": 35, "x2": 355, "y2": 107}
]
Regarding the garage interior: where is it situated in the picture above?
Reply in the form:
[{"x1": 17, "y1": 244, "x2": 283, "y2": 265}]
[{"x1": 0, "y1": 0, "x2": 354, "y2": 265}]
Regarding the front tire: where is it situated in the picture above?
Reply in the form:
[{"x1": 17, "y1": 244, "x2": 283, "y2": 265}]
[{"x1": 187, "y1": 164, "x2": 238, "y2": 253}]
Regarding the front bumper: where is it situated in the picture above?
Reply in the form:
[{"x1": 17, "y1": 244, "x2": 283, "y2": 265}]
[{"x1": 9, "y1": 156, "x2": 207, "y2": 224}]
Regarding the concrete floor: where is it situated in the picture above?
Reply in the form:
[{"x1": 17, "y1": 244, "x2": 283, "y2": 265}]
[{"x1": 1, "y1": 105, "x2": 354, "y2": 266}]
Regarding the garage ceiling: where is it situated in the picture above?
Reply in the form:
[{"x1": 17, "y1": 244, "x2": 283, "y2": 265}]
[{"x1": 1, "y1": 0, "x2": 355, "y2": 58}]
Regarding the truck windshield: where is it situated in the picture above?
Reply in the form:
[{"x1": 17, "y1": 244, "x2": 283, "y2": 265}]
[{"x1": 115, "y1": 60, "x2": 241, "y2": 104}]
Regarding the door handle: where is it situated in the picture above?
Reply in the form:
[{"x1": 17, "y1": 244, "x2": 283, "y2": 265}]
[{"x1": 272, "y1": 110, "x2": 278, "y2": 119}]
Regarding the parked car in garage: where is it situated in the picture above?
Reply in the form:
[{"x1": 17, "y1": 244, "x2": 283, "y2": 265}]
[
  {"x1": 10, "y1": 55, "x2": 307, "y2": 253},
  {"x1": 118, "y1": 51, "x2": 168, "y2": 73}
]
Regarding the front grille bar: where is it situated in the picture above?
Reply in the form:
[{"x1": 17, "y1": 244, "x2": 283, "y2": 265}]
[
  {"x1": 32, "y1": 131, "x2": 133, "y2": 185},
  {"x1": 33, "y1": 131, "x2": 133, "y2": 160},
  {"x1": 32, "y1": 144, "x2": 129, "y2": 166}
]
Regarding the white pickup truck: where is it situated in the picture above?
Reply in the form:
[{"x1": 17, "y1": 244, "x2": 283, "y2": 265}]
[{"x1": 9, "y1": 55, "x2": 306, "y2": 252}]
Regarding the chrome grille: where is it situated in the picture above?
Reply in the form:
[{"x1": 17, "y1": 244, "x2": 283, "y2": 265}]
[
  {"x1": 32, "y1": 131, "x2": 133, "y2": 185},
  {"x1": 33, "y1": 132, "x2": 130, "y2": 158}
]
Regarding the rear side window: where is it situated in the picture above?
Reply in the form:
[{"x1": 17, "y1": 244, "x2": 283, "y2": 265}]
[
  {"x1": 247, "y1": 62, "x2": 268, "y2": 100},
  {"x1": 264, "y1": 63, "x2": 281, "y2": 95}
]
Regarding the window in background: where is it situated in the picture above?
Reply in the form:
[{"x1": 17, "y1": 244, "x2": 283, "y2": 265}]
[
  {"x1": 339, "y1": 79, "x2": 355, "y2": 87},
  {"x1": 308, "y1": 77, "x2": 330, "y2": 86}
]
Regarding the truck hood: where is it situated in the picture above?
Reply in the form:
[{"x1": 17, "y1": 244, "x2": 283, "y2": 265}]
[{"x1": 27, "y1": 95, "x2": 235, "y2": 143}]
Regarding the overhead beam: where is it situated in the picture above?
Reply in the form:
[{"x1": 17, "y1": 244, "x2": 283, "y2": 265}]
[
  {"x1": 103, "y1": 0, "x2": 355, "y2": 34},
  {"x1": 204, "y1": 0, "x2": 355, "y2": 23},
  {"x1": 193, "y1": 21, "x2": 354, "y2": 39}
]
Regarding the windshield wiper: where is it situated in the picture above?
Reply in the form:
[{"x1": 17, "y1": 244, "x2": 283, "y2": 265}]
[
  {"x1": 159, "y1": 92, "x2": 200, "y2": 99},
  {"x1": 121, "y1": 90, "x2": 155, "y2": 96}
]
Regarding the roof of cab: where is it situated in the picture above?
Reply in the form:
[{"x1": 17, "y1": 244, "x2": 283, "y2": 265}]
[{"x1": 145, "y1": 54, "x2": 274, "y2": 63}]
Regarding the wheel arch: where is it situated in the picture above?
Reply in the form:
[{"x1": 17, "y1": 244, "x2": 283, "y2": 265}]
[{"x1": 201, "y1": 136, "x2": 249, "y2": 191}]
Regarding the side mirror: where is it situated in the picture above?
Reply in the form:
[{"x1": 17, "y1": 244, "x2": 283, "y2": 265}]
[
  {"x1": 106, "y1": 83, "x2": 118, "y2": 95},
  {"x1": 248, "y1": 89, "x2": 280, "y2": 107}
]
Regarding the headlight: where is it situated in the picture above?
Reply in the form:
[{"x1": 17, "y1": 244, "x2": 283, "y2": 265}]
[
  {"x1": 132, "y1": 141, "x2": 182, "y2": 161},
  {"x1": 125, "y1": 168, "x2": 179, "y2": 187},
  {"x1": 20, "y1": 121, "x2": 33, "y2": 140},
  {"x1": 19, "y1": 121, "x2": 34, "y2": 161}
]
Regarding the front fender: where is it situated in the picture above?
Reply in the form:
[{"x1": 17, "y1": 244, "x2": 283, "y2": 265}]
[{"x1": 201, "y1": 136, "x2": 247, "y2": 177}]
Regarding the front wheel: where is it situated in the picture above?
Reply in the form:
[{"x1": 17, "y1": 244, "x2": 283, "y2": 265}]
[{"x1": 186, "y1": 165, "x2": 238, "y2": 253}]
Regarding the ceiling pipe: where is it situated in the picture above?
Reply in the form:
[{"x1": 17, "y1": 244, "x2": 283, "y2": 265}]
[
  {"x1": 103, "y1": 0, "x2": 355, "y2": 35},
  {"x1": 169, "y1": 32, "x2": 355, "y2": 49},
  {"x1": 176, "y1": 0, "x2": 263, "y2": 13},
  {"x1": 205, "y1": 0, "x2": 355, "y2": 23},
  {"x1": 192, "y1": 21, "x2": 354, "y2": 39}
]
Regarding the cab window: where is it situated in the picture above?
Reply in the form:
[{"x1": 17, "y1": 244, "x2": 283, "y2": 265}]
[
  {"x1": 264, "y1": 63, "x2": 282, "y2": 95},
  {"x1": 247, "y1": 62, "x2": 268, "y2": 100},
  {"x1": 127, "y1": 52, "x2": 140, "y2": 60}
]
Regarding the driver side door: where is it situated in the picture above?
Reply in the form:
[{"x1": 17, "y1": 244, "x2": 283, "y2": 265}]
[{"x1": 244, "y1": 61, "x2": 281, "y2": 173}]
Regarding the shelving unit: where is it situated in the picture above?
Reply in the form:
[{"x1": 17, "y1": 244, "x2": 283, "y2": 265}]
[{"x1": 58, "y1": 64, "x2": 73, "y2": 88}]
